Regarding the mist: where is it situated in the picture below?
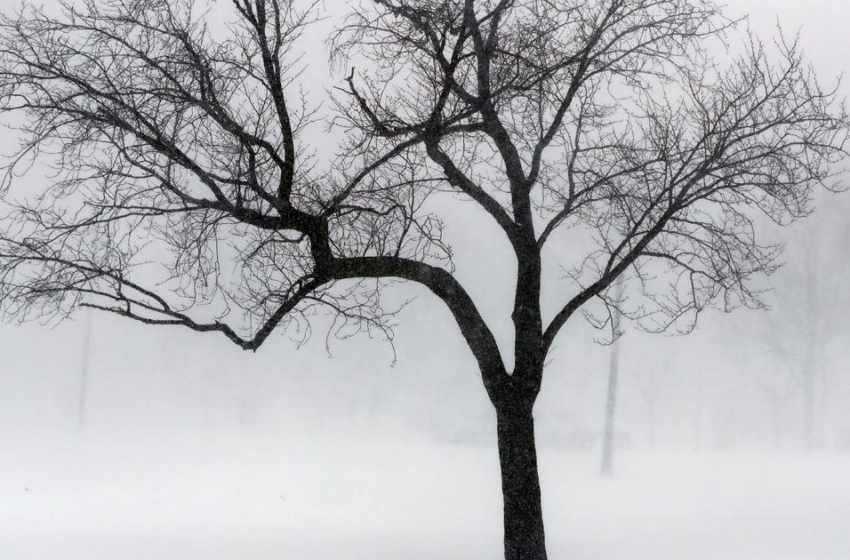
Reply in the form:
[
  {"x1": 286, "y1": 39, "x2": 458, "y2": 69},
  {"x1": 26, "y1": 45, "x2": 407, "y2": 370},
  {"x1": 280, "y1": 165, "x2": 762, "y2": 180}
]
[{"x1": 2, "y1": 0, "x2": 850, "y2": 559}]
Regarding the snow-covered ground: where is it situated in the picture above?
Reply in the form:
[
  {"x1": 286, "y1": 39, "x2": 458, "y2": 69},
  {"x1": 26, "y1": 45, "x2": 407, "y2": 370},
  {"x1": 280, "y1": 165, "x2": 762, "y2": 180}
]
[{"x1": 2, "y1": 433, "x2": 849, "y2": 560}]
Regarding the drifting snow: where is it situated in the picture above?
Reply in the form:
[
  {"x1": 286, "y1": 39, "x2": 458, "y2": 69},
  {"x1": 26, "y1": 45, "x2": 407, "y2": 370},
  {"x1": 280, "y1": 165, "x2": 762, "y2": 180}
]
[{"x1": 1, "y1": 433, "x2": 848, "y2": 560}]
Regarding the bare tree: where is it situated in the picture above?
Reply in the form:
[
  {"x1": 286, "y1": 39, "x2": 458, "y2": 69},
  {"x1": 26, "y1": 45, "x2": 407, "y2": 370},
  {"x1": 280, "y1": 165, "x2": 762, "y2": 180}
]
[
  {"x1": 0, "y1": 1, "x2": 846, "y2": 558},
  {"x1": 759, "y1": 212, "x2": 843, "y2": 451}
]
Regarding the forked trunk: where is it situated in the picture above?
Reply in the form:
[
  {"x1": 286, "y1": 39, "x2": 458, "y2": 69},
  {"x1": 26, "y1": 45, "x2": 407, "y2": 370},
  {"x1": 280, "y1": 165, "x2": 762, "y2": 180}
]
[{"x1": 497, "y1": 406, "x2": 548, "y2": 560}]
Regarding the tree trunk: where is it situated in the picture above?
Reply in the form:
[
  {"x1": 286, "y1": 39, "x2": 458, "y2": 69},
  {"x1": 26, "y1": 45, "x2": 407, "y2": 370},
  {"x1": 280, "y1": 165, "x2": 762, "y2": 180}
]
[
  {"x1": 601, "y1": 276, "x2": 624, "y2": 473},
  {"x1": 601, "y1": 337, "x2": 620, "y2": 476},
  {"x1": 496, "y1": 406, "x2": 548, "y2": 560},
  {"x1": 77, "y1": 309, "x2": 93, "y2": 433}
]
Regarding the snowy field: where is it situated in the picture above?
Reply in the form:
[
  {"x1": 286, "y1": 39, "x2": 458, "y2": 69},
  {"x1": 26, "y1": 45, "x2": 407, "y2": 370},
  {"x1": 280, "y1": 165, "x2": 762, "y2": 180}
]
[{"x1": 2, "y1": 434, "x2": 849, "y2": 560}]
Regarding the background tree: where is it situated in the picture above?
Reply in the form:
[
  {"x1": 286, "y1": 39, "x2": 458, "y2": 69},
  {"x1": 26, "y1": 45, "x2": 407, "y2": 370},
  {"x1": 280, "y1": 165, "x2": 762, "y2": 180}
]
[
  {"x1": 636, "y1": 358, "x2": 672, "y2": 451},
  {"x1": 0, "y1": 1, "x2": 846, "y2": 559},
  {"x1": 600, "y1": 276, "x2": 623, "y2": 475},
  {"x1": 76, "y1": 307, "x2": 93, "y2": 432},
  {"x1": 758, "y1": 209, "x2": 845, "y2": 450}
]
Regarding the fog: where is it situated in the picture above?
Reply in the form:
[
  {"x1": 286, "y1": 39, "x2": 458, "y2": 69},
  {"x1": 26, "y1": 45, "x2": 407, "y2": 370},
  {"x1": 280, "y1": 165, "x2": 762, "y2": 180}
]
[{"x1": 2, "y1": 0, "x2": 850, "y2": 559}]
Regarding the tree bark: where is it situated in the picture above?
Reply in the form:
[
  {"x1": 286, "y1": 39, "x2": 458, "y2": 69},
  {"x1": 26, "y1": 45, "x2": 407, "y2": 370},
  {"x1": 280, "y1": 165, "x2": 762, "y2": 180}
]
[{"x1": 496, "y1": 405, "x2": 548, "y2": 560}]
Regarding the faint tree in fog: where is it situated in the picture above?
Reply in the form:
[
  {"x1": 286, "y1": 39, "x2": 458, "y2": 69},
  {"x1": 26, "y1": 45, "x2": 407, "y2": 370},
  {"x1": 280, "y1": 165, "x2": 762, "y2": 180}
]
[
  {"x1": 0, "y1": 1, "x2": 846, "y2": 558},
  {"x1": 76, "y1": 307, "x2": 93, "y2": 431},
  {"x1": 762, "y1": 215, "x2": 843, "y2": 450},
  {"x1": 749, "y1": 358, "x2": 795, "y2": 448},
  {"x1": 601, "y1": 276, "x2": 624, "y2": 475},
  {"x1": 637, "y1": 359, "x2": 672, "y2": 451}
]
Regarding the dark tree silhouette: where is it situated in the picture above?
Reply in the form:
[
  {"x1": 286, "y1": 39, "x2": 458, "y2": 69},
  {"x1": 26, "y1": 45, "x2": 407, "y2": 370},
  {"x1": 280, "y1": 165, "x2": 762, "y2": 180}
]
[{"x1": 0, "y1": 1, "x2": 846, "y2": 558}]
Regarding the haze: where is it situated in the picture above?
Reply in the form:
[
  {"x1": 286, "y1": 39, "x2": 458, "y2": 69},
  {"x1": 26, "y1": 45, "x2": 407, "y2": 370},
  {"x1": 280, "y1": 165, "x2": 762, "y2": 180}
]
[{"x1": 1, "y1": 1, "x2": 850, "y2": 559}]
